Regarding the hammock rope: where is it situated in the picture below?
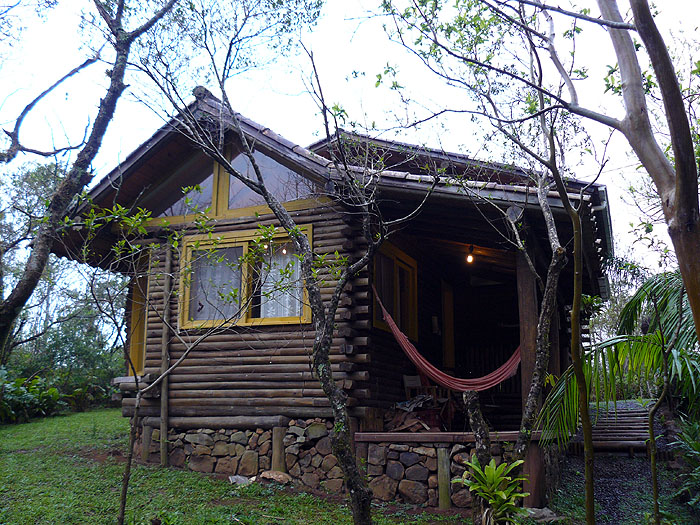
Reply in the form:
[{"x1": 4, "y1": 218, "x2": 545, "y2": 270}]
[{"x1": 373, "y1": 285, "x2": 521, "y2": 392}]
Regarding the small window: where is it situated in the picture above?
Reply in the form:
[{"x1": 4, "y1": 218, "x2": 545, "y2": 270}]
[
  {"x1": 373, "y1": 243, "x2": 418, "y2": 339},
  {"x1": 179, "y1": 227, "x2": 312, "y2": 329}
]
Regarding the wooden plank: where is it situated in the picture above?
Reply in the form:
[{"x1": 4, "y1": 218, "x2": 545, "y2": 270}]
[
  {"x1": 142, "y1": 415, "x2": 289, "y2": 429},
  {"x1": 353, "y1": 431, "x2": 541, "y2": 443},
  {"x1": 517, "y1": 250, "x2": 538, "y2": 412}
]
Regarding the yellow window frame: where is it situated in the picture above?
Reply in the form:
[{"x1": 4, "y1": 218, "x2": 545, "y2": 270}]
[
  {"x1": 145, "y1": 147, "x2": 329, "y2": 227},
  {"x1": 178, "y1": 225, "x2": 313, "y2": 330},
  {"x1": 373, "y1": 242, "x2": 418, "y2": 340}
]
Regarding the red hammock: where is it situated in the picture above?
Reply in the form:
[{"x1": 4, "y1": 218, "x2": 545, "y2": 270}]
[{"x1": 373, "y1": 286, "x2": 521, "y2": 392}]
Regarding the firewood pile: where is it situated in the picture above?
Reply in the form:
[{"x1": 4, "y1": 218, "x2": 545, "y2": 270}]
[{"x1": 383, "y1": 408, "x2": 438, "y2": 432}]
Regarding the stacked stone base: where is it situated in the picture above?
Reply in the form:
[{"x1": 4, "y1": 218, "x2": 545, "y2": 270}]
[
  {"x1": 137, "y1": 419, "x2": 512, "y2": 508},
  {"x1": 137, "y1": 417, "x2": 345, "y2": 493}
]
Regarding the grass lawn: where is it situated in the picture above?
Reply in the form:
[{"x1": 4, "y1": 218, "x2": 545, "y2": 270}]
[{"x1": 0, "y1": 410, "x2": 463, "y2": 524}]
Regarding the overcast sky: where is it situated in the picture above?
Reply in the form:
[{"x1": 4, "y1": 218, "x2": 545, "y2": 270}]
[{"x1": 1, "y1": 0, "x2": 699, "y2": 270}]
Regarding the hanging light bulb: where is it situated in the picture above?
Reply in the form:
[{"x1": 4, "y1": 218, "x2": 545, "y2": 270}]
[
  {"x1": 466, "y1": 245, "x2": 474, "y2": 264},
  {"x1": 282, "y1": 247, "x2": 287, "y2": 255}
]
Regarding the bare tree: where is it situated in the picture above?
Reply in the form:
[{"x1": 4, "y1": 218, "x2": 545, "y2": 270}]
[{"x1": 0, "y1": 0, "x2": 179, "y2": 364}]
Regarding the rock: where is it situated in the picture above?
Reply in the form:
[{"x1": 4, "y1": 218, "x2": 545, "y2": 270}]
[
  {"x1": 288, "y1": 426, "x2": 305, "y2": 437},
  {"x1": 169, "y1": 448, "x2": 186, "y2": 468},
  {"x1": 200, "y1": 428, "x2": 214, "y2": 434},
  {"x1": 283, "y1": 434, "x2": 296, "y2": 447},
  {"x1": 321, "y1": 479, "x2": 344, "y2": 493},
  {"x1": 450, "y1": 444, "x2": 467, "y2": 457},
  {"x1": 311, "y1": 454, "x2": 323, "y2": 468},
  {"x1": 188, "y1": 455, "x2": 215, "y2": 473},
  {"x1": 185, "y1": 433, "x2": 214, "y2": 447},
  {"x1": 285, "y1": 453, "x2": 297, "y2": 470},
  {"x1": 212, "y1": 441, "x2": 229, "y2": 457},
  {"x1": 326, "y1": 466, "x2": 344, "y2": 479},
  {"x1": 399, "y1": 452, "x2": 420, "y2": 467},
  {"x1": 213, "y1": 434, "x2": 227, "y2": 442},
  {"x1": 367, "y1": 464, "x2": 384, "y2": 476},
  {"x1": 299, "y1": 454, "x2": 312, "y2": 468},
  {"x1": 285, "y1": 444, "x2": 301, "y2": 455},
  {"x1": 423, "y1": 456, "x2": 437, "y2": 471},
  {"x1": 215, "y1": 456, "x2": 239, "y2": 475},
  {"x1": 387, "y1": 451, "x2": 399, "y2": 460},
  {"x1": 152, "y1": 429, "x2": 160, "y2": 442},
  {"x1": 451, "y1": 463, "x2": 466, "y2": 477},
  {"x1": 451, "y1": 488, "x2": 471, "y2": 508},
  {"x1": 227, "y1": 475, "x2": 250, "y2": 485},
  {"x1": 248, "y1": 434, "x2": 259, "y2": 448},
  {"x1": 259, "y1": 470, "x2": 292, "y2": 484},
  {"x1": 289, "y1": 462, "x2": 301, "y2": 477},
  {"x1": 231, "y1": 431, "x2": 248, "y2": 445},
  {"x1": 389, "y1": 444, "x2": 409, "y2": 452},
  {"x1": 428, "y1": 488, "x2": 438, "y2": 506},
  {"x1": 369, "y1": 475, "x2": 399, "y2": 501},
  {"x1": 259, "y1": 455, "x2": 270, "y2": 471},
  {"x1": 301, "y1": 472, "x2": 320, "y2": 489},
  {"x1": 259, "y1": 441, "x2": 271, "y2": 456},
  {"x1": 193, "y1": 445, "x2": 212, "y2": 456},
  {"x1": 306, "y1": 422, "x2": 328, "y2": 440},
  {"x1": 229, "y1": 443, "x2": 246, "y2": 457},
  {"x1": 428, "y1": 474, "x2": 438, "y2": 489},
  {"x1": 368, "y1": 444, "x2": 387, "y2": 465},
  {"x1": 526, "y1": 507, "x2": 566, "y2": 523},
  {"x1": 405, "y1": 463, "x2": 429, "y2": 481},
  {"x1": 259, "y1": 431, "x2": 271, "y2": 444},
  {"x1": 398, "y1": 480, "x2": 428, "y2": 504},
  {"x1": 238, "y1": 451, "x2": 259, "y2": 476},
  {"x1": 316, "y1": 437, "x2": 332, "y2": 456},
  {"x1": 386, "y1": 460, "x2": 405, "y2": 481},
  {"x1": 321, "y1": 454, "x2": 338, "y2": 471},
  {"x1": 411, "y1": 446, "x2": 436, "y2": 457}
]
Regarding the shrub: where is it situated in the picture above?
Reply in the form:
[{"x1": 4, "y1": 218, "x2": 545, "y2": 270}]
[
  {"x1": 672, "y1": 417, "x2": 700, "y2": 511},
  {"x1": 0, "y1": 367, "x2": 65, "y2": 423},
  {"x1": 453, "y1": 455, "x2": 530, "y2": 524}
]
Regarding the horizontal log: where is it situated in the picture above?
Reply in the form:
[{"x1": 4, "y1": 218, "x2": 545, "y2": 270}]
[
  {"x1": 124, "y1": 396, "x2": 357, "y2": 408},
  {"x1": 168, "y1": 362, "x2": 357, "y2": 375},
  {"x1": 144, "y1": 354, "x2": 369, "y2": 368},
  {"x1": 124, "y1": 405, "x2": 335, "y2": 418},
  {"x1": 166, "y1": 371, "x2": 362, "y2": 382},
  {"x1": 142, "y1": 415, "x2": 290, "y2": 430},
  {"x1": 169, "y1": 389, "x2": 328, "y2": 398},
  {"x1": 354, "y1": 431, "x2": 542, "y2": 443},
  {"x1": 168, "y1": 379, "x2": 356, "y2": 390}
]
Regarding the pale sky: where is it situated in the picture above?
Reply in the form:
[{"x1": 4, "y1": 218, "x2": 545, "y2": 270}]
[{"x1": 1, "y1": 0, "x2": 699, "y2": 270}]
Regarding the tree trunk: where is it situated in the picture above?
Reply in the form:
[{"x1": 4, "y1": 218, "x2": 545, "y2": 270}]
[{"x1": 313, "y1": 318, "x2": 373, "y2": 525}]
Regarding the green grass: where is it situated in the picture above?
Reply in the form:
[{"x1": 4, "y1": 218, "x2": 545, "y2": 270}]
[{"x1": 0, "y1": 410, "x2": 462, "y2": 524}]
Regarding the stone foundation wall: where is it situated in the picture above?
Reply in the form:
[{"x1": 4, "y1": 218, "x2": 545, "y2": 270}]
[
  {"x1": 363, "y1": 441, "x2": 508, "y2": 507},
  {"x1": 137, "y1": 417, "x2": 344, "y2": 493},
  {"x1": 137, "y1": 421, "x2": 510, "y2": 508}
]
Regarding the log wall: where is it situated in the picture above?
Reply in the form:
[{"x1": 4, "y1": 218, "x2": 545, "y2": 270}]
[{"x1": 121, "y1": 203, "x2": 373, "y2": 422}]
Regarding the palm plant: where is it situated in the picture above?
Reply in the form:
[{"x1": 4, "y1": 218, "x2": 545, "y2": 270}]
[{"x1": 537, "y1": 269, "x2": 700, "y2": 524}]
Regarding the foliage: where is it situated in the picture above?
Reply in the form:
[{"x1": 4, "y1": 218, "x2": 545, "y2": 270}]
[
  {"x1": 453, "y1": 455, "x2": 529, "y2": 524},
  {"x1": 671, "y1": 416, "x2": 700, "y2": 511},
  {"x1": 0, "y1": 367, "x2": 64, "y2": 423}
]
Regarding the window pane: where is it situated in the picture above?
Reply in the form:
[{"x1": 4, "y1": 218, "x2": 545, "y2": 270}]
[
  {"x1": 159, "y1": 172, "x2": 214, "y2": 217},
  {"x1": 229, "y1": 150, "x2": 316, "y2": 209},
  {"x1": 375, "y1": 252, "x2": 395, "y2": 315},
  {"x1": 189, "y1": 246, "x2": 243, "y2": 321},
  {"x1": 252, "y1": 243, "x2": 302, "y2": 318}
]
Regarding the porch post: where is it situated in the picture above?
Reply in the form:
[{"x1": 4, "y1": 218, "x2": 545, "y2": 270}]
[{"x1": 516, "y1": 251, "x2": 545, "y2": 507}]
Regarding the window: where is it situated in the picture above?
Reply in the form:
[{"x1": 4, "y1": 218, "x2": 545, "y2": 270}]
[
  {"x1": 179, "y1": 226, "x2": 312, "y2": 329},
  {"x1": 373, "y1": 243, "x2": 418, "y2": 339}
]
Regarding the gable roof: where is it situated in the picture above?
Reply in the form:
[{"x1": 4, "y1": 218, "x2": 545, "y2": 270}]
[{"x1": 57, "y1": 89, "x2": 613, "y2": 296}]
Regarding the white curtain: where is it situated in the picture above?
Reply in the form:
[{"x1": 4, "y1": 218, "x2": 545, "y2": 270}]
[
  {"x1": 189, "y1": 246, "x2": 243, "y2": 321},
  {"x1": 259, "y1": 244, "x2": 302, "y2": 318}
]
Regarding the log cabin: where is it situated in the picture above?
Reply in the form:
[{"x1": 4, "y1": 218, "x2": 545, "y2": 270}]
[{"x1": 55, "y1": 90, "x2": 613, "y2": 508}]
